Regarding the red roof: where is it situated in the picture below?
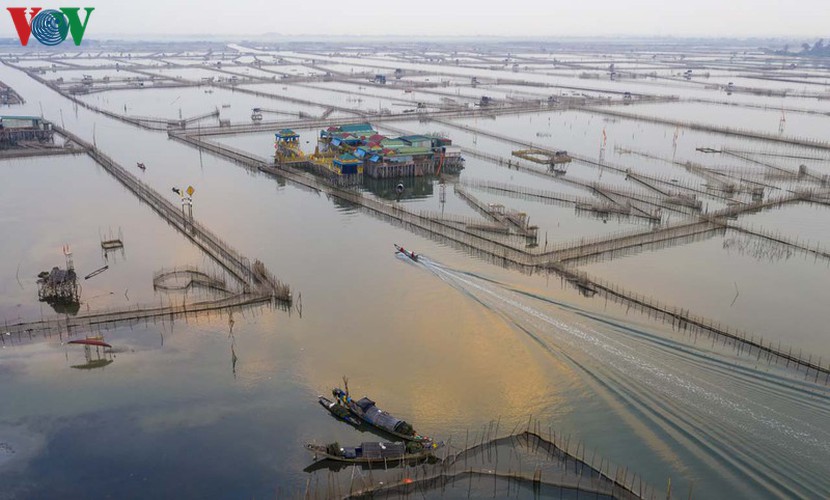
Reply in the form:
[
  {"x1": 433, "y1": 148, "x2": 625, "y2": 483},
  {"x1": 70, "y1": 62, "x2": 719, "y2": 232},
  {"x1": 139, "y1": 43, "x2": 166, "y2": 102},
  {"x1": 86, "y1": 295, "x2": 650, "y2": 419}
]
[{"x1": 369, "y1": 134, "x2": 386, "y2": 142}]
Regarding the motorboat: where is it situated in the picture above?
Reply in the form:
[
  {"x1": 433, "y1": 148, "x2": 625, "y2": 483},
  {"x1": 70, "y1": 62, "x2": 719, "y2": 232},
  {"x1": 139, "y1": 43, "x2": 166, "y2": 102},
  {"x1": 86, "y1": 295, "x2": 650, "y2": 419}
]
[{"x1": 394, "y1": 243, "x2": 418, "y2": 262}]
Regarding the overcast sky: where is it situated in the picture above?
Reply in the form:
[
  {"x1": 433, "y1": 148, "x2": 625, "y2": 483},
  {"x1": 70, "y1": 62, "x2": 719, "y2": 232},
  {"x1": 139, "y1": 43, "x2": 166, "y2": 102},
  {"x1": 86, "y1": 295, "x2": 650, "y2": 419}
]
[{"x1": 3, "y1": 0, "x2": 827, "y2": 39}]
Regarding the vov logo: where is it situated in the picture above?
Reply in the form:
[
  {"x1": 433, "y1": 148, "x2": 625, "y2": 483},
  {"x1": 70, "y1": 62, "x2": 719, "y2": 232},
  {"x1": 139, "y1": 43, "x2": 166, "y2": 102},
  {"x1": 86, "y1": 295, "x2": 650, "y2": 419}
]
[{"x1": 7, "y1": 7, "x2": 94, "y2": 46}]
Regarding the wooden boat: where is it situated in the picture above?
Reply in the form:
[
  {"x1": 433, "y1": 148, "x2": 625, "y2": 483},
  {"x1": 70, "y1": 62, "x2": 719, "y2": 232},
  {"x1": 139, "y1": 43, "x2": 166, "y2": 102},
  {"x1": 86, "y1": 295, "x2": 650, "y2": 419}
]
[
  {"x1": 394, "y1": 243, "x2": 419, "y2": 262},
  {"x1": 318, "y1": 395, "x2": 361, "y2": 427},
  {"x1": 68, "y1": 338, "x2": 112, "y2": 348},
  {"x1": 332, "y1": 380, "x2": 431, "y2": 443},
  {"x1": 305, "y1": 440, "x2": 442, "y2": 464}
]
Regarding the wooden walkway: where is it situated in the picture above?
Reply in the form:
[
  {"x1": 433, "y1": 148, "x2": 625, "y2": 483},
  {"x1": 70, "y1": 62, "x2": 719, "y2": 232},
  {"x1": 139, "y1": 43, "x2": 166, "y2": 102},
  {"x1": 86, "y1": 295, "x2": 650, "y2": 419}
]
[
  {"x1": 579, "y1": 106, "x2": 830, "y2": 151},
  {"x1": 726, "y1": 222, "x2": 830, "y2": 262},
  {"x1": 455, "y1": 147, "x2": 689, "y2": 218},
  {"x1": 2, "y1": 292, "x2": 270, "y2": 339},
  {"x1": 458, "y1": 177, "x2": 590, "y2": 207},
  {"x1": 0, "y1": 146, "x2": 86, "y2": 159},
  {"x1": 540, "y1": 220, "x2": 721, "y2": 263},
  {"x1": 454, "y1": 184, "x2": 537, "y2": 238}
]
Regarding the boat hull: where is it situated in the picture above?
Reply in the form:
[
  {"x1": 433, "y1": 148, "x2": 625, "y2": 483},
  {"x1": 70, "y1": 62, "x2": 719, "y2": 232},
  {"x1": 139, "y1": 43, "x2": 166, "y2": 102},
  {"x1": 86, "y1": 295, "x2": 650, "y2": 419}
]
[
  {"x1": 393, "y1": 243, "x2": 419, "y2": 262},
  {"x1": 68, "y1": 338, "x2": 112, "y2": 348},
  {"x1": 332, "y1": 388, "x2": 430, "y2": 443},
  {"x1": 304, "y1": 443, "x2": 438, "y2": 464}
]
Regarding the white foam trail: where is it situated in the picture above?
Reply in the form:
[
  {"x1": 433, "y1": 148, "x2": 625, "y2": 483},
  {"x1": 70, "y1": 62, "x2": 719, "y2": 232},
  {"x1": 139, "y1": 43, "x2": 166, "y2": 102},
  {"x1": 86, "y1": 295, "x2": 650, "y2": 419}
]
[{"x1": 418, "y1": 257, "x2": 830, "y2": 463}]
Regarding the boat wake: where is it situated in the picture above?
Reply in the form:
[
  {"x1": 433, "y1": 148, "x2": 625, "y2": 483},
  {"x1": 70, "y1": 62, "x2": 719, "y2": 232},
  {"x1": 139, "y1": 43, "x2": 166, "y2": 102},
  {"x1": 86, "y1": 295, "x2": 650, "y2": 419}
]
[{"x1": 411, "y1": 255, "x2": 830, "y2": 499}]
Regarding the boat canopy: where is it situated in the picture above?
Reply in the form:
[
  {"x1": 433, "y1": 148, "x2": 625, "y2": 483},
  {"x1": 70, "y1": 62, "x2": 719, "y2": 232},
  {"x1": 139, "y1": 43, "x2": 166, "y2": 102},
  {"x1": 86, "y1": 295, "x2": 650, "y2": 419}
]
[
  {"x1": 359, "y1": 442, "x2": 406, "y2": 459},
  {"x1": 355, "y1": 397, "x2": 375, "y2": 411},
  {"x1": 356, "y1": 397, "x2": 408, "y2": 434}
]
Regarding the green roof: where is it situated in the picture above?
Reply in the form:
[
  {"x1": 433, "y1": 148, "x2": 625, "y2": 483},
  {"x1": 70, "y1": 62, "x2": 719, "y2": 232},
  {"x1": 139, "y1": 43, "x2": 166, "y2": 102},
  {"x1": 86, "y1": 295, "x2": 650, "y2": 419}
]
[
  {"x1": 338, "y1": 122, "x2": 375, "y2": 133},
  {"x1": 399, "y1": 135, "x2": 431, "y2": 142},
  {"x1": 395, "y1": 146, "x2": 432, "y2": 155},
  {"x1": 276, "y1": 129, "x2": 299, "y2": 138},
  {"x1": 380, "y1": 138, "x2": 405, "y2": 146}
]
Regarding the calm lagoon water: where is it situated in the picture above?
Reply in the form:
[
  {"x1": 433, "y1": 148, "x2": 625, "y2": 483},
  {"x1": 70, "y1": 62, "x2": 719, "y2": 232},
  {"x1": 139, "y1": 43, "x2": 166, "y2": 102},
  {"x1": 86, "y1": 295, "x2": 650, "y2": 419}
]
[{"x1": 1, "y1": 51, "x2": 829, "y2": 499}]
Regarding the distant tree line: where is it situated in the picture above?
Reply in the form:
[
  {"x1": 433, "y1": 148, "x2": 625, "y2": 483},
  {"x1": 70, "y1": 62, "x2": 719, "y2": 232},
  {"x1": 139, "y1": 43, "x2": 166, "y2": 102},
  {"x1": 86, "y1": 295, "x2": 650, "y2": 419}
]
[
  {"x1": 773, "y1": 39, "x2": 830, "y2": 57},
  {"x1": 801, "y1": 39, "x2": 829, "y2": 56}
]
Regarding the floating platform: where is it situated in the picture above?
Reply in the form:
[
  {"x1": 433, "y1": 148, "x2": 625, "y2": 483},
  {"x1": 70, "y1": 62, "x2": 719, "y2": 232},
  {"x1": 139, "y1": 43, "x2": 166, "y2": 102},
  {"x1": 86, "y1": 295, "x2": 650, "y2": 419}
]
[
  {"x1": 0, "y1": 116, "x2": 54, "y2": 150},
  {"x1": 101, "y1": 239, "x2": 123, "y2": 250},
  {"x1": 512, "y1": 148, "x2": 572, "y2": 165},
  {"x1": 37, "y1": 265, "x2": 79, "y2": 308}
]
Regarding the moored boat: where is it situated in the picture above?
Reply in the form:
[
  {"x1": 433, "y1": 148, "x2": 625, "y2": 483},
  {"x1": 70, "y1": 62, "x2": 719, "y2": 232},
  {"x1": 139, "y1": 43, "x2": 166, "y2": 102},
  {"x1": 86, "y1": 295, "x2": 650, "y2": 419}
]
[
  {"x1": 318, "y1": 395, "x2": 362, "y2": 427},
  {"x1": 305, "y1": 440, "x2": 442, "y2": 464},
  {"x1": 332, "y1": 380, "x2": 431, "y2": 443}
]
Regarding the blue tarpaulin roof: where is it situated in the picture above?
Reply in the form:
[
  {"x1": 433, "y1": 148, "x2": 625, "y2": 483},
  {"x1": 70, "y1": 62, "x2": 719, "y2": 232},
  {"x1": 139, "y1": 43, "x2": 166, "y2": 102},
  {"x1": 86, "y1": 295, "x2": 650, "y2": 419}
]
[{"x1": 356, "y1": 398, "x2": 404, "y2": 433}]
